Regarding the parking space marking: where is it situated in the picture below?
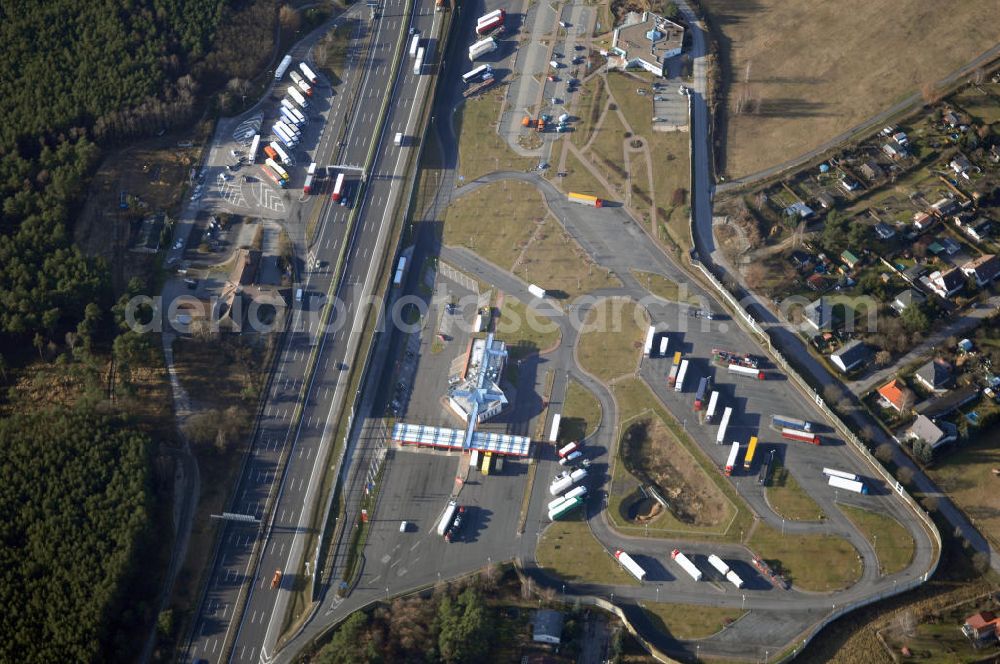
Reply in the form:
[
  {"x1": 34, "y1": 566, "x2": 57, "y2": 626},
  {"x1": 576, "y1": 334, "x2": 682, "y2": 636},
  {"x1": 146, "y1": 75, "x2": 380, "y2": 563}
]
[{"x1": 248, "y1": 180, "x2": 286, "y2": 213}]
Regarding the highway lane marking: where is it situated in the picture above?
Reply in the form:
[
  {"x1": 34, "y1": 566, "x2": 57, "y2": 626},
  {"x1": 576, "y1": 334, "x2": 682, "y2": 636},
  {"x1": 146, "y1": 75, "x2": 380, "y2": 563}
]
[
  {"x1": 211, "y1": 638, "x2": 219, "y2": 653},
  {"x1": 409, "y1": 541, "x2": 421, "y2": 551},
  {"x1": 370, "y1": 574, "x2": 381, "y2": 583},
  {"x1": 253, "y1": 8, "x2": 426, "y2": 657}
]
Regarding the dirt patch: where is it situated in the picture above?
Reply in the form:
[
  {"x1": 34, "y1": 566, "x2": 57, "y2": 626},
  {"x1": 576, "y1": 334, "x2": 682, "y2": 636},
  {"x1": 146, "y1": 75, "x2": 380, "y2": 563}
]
[
  {"x1": 619, "y1": 418, "x2": 727, "y2": 526},
  {"x1": 74, "y1": 122, "x2": 213, "y2": 292}
]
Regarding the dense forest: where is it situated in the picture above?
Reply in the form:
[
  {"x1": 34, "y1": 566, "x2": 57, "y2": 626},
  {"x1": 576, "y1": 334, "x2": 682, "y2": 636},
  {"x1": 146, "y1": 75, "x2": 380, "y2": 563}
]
[
  {"x1": 317, "y1": 586, "x2": 498, "y2": 664},
  {"x1": 0, "y1": 0, "x2": 283, "y2": 659},
  {"x1": 0, "y1": 407, "x2": 153, "y2": 663},
  {"x1": 0, "y1": 0, "x2": 228, "y2": 347}
]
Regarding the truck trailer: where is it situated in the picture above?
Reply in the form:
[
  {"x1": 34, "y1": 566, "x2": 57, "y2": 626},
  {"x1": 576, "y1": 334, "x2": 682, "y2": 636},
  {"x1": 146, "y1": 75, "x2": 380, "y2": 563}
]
[
  {"x1": 781, "y1": 428, "x2": 820, "y2": 445},
  {"x1": 567, "y1": 191, "x2": 603, "y2": 207},
  {"x1": 643, "y1": 326, "x2": 655, "y2": 357},
  {"x1": 772, "y1": 414, "x2": 812, "y2": 432},
  {"x1": 707, "y1": 554, "x2": 730, "y2": 576},
  {"x1": 549, "y1": 473, "x2": 574, "y2": 496},
  {"x1": 671, "y1": 549, "x2": 703, "y2": 581},
  {"x1": 265, "y1": 158, "x2": 289, "y2": 182},
  {"x1": 658, "y1": 337, "x2": 669, "y2": 357},
  {"x1": 248, "y1": 134, "x2": 260, "y2": 163},
  {"x1": 288, "y1": 86, "x2": 308, "y2": 108},
  {"x1": 716, "y1": 406, "x2": 733, "y2": 445},
  {"x1": 269, "y1": 141, "x2": 290, "y2": 164},
  {"x1": 728, "y1": 363, "x2": 765, "y2": 380},
  {"x1": 674, "y1": 359, "x2": 689, "y2": 392},
  {"x1": 274, "y1": 54, "x2": 293, "y2": 80},
  {"x1": 548, "y1": 414, "x2": 561, "y2": 443},
  {"x1": 296, "y1": 78, "x2": 313, "y2": 96},
  {"x1": 694, "y1": 377, "x2": 711, "y2": 410},
  {"x1": 437, "y1": 500, "x2": 458, "y2": 536},
  {"x1": 476, "y1": 13, "x2": 505, "y2": 34},
  {"x1": 667, "y1": 351, "x2": 682, "y2": 387},
  {"x1": 823, "y1": 468, "x2": 860, "y2": 482},
  {"x1": 724, "y1": 441, "x2": 740, "y2": 476},
  {"x1": 409, "y1": 34, "x2": 421, "y2": 58},
  {"x1": 726, "y1": 570, "x2": 745, "y2": 589},
  {"x1": 468, "y1": 38, "x2": 498, "y2": 61},
  {"x1": 414, "y1": 47, "x2": 425, "y2": 75},
  {"x1": 704, "y1": 391, "x2": 720, "y2": 423},
  {"x1": 476, "y1": 9, "x2": 504, "y2": 23},
  {"x1": 828, "y1": 475, "x2": 868, "y2": 494},
  {"x1": 614, "y1": 550, "x2": 647, "y2": 582},
  {"x1": 299, "y1": 62, "x2": 318, "y2": 84},
  {"x1": 557, "y1": 441, "x2": 579, "y2": 458},
  {"x1": 331, "y1": 172, "x2": 345, "y2": 202},
  {"x1": 743, "y1": 436, "x2": 759, "y2": 471},
  {"x1": 548, "y1": 496, "x2": 582, "y2": 520}
]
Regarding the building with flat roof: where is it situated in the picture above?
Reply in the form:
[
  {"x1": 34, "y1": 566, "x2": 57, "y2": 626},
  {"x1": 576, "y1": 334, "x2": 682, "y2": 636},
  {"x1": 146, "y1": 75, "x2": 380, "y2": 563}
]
[
  {"x1": 448, "y1": 335, "x2": 509, "y2": 424},
  {"x1": 610, "y1": 12, "x2": 684, "y2": 77}
]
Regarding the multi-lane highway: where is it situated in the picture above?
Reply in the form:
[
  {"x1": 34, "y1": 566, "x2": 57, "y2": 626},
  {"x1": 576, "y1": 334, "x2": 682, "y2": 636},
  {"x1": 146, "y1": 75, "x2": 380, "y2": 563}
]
[{"x1": 183, "y1": 0, "x2": 442, "y2": 661}]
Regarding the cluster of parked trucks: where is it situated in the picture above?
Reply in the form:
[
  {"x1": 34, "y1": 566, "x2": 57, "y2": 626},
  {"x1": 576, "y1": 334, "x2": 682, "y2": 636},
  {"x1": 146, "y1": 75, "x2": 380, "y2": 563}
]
[
  {"x1": 257, "y1": 58, "x2": 318, "y2": 189},
  {"x1": 548, "y1": 441, "x2": 589, "y2": 520},
  {"x1": 468, "y1": 10, "x2": 504, "y2": 61}
]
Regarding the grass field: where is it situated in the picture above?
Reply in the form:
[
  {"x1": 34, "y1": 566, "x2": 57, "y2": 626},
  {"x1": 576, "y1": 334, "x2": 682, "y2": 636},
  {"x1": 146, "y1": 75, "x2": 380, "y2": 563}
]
[
  {"x1": 572, "y1": 75, "x2": 608, "y2": 148},
  {"x1": 603, "y1": 71, "x2": 690, "y2": 251},
  {"x1": 587, "y1": 107, "x2": 629, "y2": 197},
  {"x1": 749, "y1": 522, "x2": 862, "y2": 592},
  {"x1": 559, "y1": 379, "x2": 602, "y2": 443},
  {"x1": 576, "y1": 298, "x2": 649, "y2": 383},
  {"x1": 641, "y1": 602, "x2": 747, "y2": 640},
  {"x1": 442, "y1": 181, "x2": 543, "y2": 270},
  {"x1": 607, "y1": 377, "x2": 751, "y2": 540},
  {"x1": 953, "y1": 84, "x2": 1000, "y2": 125},
  {"x1": 840, "y1": 505, "x2": 916, "y2": 576},
  {"x1": 536, "y1": 519, "x2": 639, "y2": 586},
  {"x1": 648, "y1": 131, "x2": 691, "y2": 252},
  {"x1": 455, "y1": 89, "x2": 535, "y2": 182},
  {"x1": 497, "y1": 296, "x2": 562, "y2": 360},
  {"x1": 926, "y1": 436, "x2": 1000, "y2": 554},
  {"x1": 765, "y1": 459, "x2": 825, "y2": 522},
  {"x1": 557, "y1": 147, "x2": 613, "y2": 201},
  {"x1": 605, "y1": 71, "x2": 653, "y2": 137},
  {"x1": 514, "y1": 216, "x2": 621, "y2": 300},
  {"x1": 631, "y1": 270, "x2": 699, "y2": 304},
  {"x1": 703, "y1": 0, "x2": 999, "y2": 177}
]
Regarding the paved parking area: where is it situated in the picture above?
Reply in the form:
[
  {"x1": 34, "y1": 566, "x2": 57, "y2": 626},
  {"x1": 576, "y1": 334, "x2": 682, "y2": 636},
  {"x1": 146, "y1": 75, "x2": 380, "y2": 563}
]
[
  {"x1": 359, "y1": 446, "x2": 529, "y2": 593},
  {"x1": 652, "y1": 82, "x2": 689, "y2": 130},
  {"x1": 398, "y1": 269, "x2": 484, "y2": 426}
]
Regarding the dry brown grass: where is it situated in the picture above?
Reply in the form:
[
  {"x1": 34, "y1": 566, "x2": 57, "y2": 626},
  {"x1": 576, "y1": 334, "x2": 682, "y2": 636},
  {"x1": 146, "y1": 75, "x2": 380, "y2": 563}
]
[
  {"x1": 705, "y1": 0, "x2": 999, "y2": 177},
  {"x1": 576, "y1": 297, "x2": 649, "y2": 383},
  {"x1": 926, "y1": 436, "x2": 1000, "y2": 554},
  {"x1": 514, "y1": 216, "x2": 622, "y2": 299},
  {"x1": 455, "y1": 89, "x2": 535, "y2": 182},
  {"x1": 442, "y1": 181, "x2": 544, "y2": 270}
]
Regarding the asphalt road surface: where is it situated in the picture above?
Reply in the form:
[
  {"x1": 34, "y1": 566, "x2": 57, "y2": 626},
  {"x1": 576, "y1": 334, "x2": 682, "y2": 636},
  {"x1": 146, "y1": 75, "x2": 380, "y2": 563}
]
[{"x1": 182, "y1": 0, "x2": 440, "y2": 661}]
